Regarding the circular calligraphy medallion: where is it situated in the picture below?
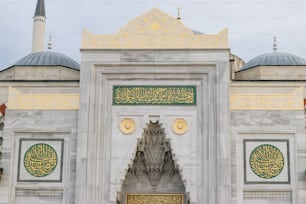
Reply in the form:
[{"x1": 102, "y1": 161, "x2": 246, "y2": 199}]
[
  {"x1": 172, "y1": 118, "x2": 188, "y2": 135},
  {"x1": 24, "y1": 143, "x2": 58, "y2": 177},
  {"x1": 249, "y1": 144, "x2": 284, "y2": 179},
  {"x1": 120, "y1": 118, "x2": 136, "y2": 135}
]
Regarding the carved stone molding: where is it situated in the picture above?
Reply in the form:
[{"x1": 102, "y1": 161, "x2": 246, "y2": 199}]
[
  {"x1": 129, "y1": 121, "x2": 177, "y2": 187},
  {"x1": 243, "y1": 191, "x2": 291, "y2": 199},
  {"x1": 118, "y1": 120, "x2": 187, "y2": 203}
]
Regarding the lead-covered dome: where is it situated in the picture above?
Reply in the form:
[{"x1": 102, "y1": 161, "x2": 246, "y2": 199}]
[
  {"x1": 14, "y1": 51, "x2": 80, "y2": 70},
  {"x1": 240, "y1": 52, "x2": 306, "y2": 71}
]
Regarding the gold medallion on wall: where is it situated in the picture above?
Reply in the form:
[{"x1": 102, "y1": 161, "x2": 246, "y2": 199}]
[
  {"x1": 120, "y1": 118, "x2": 136, "y2": 135},
  {"x1": 24, "y1": 143, "x2": 58, "y2": 177},
  {"x1": 172, "y1": 118, "x2": 188, "y2": 135},
  {"x1": 249, "y1": 144, "x2": 284, "y2": 179}
]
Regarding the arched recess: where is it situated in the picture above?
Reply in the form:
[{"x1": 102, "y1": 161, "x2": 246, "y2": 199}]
[{"x1": 117, "y1": 121, "x2": 189, "y2": 204}]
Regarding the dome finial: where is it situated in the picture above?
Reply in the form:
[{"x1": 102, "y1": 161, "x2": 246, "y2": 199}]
[
  {"x1": 177, "y1": 7, "x2": 181, "y2": 20},
  {"x1": 273, "y1": 36, "x2": 278, "y2": 52},
  {"x1": 48, "y1": 36, "x2": 52, "y2": 50}
]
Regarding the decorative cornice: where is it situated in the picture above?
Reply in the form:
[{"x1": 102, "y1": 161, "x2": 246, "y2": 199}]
[{"x1": 82, "y1": 8, "x2": 228, "y2": 49}]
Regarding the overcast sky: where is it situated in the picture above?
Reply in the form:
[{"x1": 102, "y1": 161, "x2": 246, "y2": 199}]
[{"x1": 0, "y1": 0, "x2": 306, "y2": 69}]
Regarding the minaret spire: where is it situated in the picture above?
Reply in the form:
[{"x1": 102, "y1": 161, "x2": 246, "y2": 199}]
[
  {"x1": 32, "y1": 0, "x2": 46, "y2": 53},
  {"x1": 273, "y1": 36, "x2": 278, "y2": 52},
  {"x1": 177, "y1": 7, "x2": 181, "y2": 20},
  {"x1": 48, "y1": 35, "x2": 52, "y2": 50},
  {"x1": 34, "y1": 0, "x2": 46, "y2": 17}
]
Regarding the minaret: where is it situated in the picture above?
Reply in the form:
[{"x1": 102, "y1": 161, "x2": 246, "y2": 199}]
[
  {"x1": 47, "y1": 35, "x2": 52, "y2": 50},
  {"x1": 273, "y1": 36, "x2": 278, "y2": 52},
  {"x1": 32, "y1": 0, "x2": 46, "y2": 53},
  {"x1": 177, "y1": 8, "x2": 181, "y2": 20}
]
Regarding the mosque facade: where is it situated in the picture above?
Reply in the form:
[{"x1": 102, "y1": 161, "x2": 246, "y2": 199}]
[{"x1": 0, "y1": 0, "x2": 306, "y2": 204}]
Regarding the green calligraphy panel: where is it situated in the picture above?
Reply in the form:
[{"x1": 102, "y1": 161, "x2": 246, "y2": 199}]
[
  {"x1": 24, "y1": 143, "x2": 58, "y2": 177},
  {"x1": 249, "y1": 144, "x2": 284, "y2": 179},
  {"x1": 113, "y1": 86, "x2": 196, "y2": 105}
]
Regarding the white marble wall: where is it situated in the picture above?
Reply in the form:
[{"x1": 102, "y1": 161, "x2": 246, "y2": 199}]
[
  {"x1": 0, "y1": 110, "x2": 78, "y2": 204},
  {"x1": 230, "y1": 110, "x2": 306, "y2": 204},
  {"x1": 76, "y1": 49, "x2": 230, "y2": 204}
]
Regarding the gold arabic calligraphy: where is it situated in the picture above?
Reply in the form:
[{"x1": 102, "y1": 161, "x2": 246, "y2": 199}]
[
  {"x1": 249, "y1": 144, "x2": 284, "y2": 179},
  {"x1": 127, "y1": 194, "x2": 183, "y2": 204},
  {"x1": 24, "y1": 143, "x2": 58, "y2": 177},
  {"x1": 113, "y1": 86, "x2": 196, "y2": 105}
]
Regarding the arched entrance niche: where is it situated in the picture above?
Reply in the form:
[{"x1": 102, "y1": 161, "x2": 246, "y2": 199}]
[{"x1": 117, "y1": 121, "x2": 188, "y2": 204}]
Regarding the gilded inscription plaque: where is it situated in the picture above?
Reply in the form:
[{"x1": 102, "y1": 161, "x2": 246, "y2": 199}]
[
  {"x1": 127, "y1": 194, "x2": 183, "y2": 204},
  {"x1": 249, "y1": 144, "x2": 284, "y2": 179},
  {"x1": 24, "y1": 143, "x2": 58, "y2": 177},
  {"x1": 113, "y1": 86, "x2": 196, "y2": 105}
]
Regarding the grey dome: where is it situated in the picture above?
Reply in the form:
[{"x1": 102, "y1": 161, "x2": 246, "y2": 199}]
[
  {"x1": 240, "y1": 52, "x2": 306, "y2": 71},
  {"x1": 14, "y1": 51, "x2": 80, "y2": 70},
  {"x1": 192, "y1": 30, "x2": 203, "y2": 34}
]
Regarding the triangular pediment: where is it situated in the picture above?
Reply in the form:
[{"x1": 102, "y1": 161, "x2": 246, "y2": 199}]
[{"x1": 82, "y1": 8, "x2": 228, "y2": 49}]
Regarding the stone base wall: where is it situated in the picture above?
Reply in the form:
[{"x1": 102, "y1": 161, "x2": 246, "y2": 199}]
[
  {"x1": 230, "y1": 110, "x2": 306, "y2": 204},
  {"x1": 0, "y1": 110, "x2": 78, "y2": 204}
]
